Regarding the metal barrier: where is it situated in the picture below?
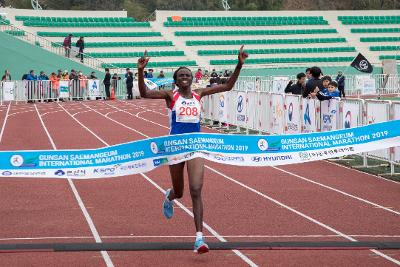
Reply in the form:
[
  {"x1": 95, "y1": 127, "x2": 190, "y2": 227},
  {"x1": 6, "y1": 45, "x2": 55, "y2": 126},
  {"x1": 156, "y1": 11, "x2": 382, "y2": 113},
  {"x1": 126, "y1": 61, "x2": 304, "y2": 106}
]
[
  {"x1": 235, "y1": 74, "x2": 400, "y2": 96},
  {"x1": 202, "y1": 91, "x2": 400, "y2": 174},
  {"x1": 0, "y1": 79, "x2": 147, "y2": 102}
]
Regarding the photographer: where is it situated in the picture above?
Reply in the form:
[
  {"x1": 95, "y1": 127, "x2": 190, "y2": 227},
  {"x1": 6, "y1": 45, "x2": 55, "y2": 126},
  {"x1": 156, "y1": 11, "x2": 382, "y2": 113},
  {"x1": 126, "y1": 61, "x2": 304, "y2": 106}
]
[{"x1": 284, "y1": 72, "x2": 306, "y2": 95}]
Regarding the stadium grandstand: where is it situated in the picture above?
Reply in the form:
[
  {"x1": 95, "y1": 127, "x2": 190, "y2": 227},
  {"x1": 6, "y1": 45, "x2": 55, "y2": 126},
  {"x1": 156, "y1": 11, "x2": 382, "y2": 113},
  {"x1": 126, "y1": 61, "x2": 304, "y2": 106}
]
[{"x1": 0, "y1": 7, "x2": 399, "y2": 77}]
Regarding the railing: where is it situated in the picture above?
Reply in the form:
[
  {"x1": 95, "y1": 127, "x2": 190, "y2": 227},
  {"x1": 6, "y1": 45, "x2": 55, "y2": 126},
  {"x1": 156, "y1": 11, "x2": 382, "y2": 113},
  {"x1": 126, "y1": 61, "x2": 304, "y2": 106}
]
[
  {"x1": 0, "y1": 79, "x2": 142, "y2": 104},
  {"x1": 202, "y1": 90, "x2": 400, "y2": 174},
  {"x1": 0, "y1": 21, "x2": 125, "y2": 74},
  {"x1": 234, "y1": 74, "x2": 400, "y2": 96}
]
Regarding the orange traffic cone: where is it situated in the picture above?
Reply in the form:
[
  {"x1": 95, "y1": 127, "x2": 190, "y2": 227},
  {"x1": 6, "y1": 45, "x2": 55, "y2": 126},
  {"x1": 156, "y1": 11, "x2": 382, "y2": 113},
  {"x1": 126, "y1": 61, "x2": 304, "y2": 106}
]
[{"x1": 110, "y1": 87, "x2": 116, "y2": 100}]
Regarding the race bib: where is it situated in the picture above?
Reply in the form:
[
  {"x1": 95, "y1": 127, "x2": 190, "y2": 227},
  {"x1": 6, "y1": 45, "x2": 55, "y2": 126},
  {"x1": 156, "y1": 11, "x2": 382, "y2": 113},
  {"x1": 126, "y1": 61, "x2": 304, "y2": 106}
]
[{"x1": 176, "y1": 98, "x2": 201, "y2": 123}]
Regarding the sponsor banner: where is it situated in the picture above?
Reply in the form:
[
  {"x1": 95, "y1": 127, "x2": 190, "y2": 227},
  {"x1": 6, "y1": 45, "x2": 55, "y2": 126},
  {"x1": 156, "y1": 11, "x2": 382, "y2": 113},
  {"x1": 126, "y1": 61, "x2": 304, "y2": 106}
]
[
  {"x1": 87, "y1": 79, "x2": 101, "y2": 97},
  {"x1": 218, "y1": 92, "x2": 228, "y2": 123},
  {"x1": 272, "y1": 76, "x2": 289, "y2": 94},
  {"x1": 302, "y1": 98, "x2": 317, "y2": 133},
  {"x1": 270, "y1": 94, "x2": 285, "y2": 134},
  {"x1": 393, "y1": 103, "x2": 400, "y2": 162},
  {"x1": 0, "y1": 120, "x2": 400, "y2": 179},
  {"x1": 147, "y1": 78, "x2": 174, "y2": 87},
  {"x1": 342, "y1": 100, "x2": 362, "y2": 129},
  {"x1": 2, "y1": 82, "x2": 14, "y2": 101},
  {"x1": 258, "y1": 92, "x2": 269, "y2": 132},
  {"x1": 356, "y1": 76, "x2": 376, "y2": 95},
  {"x1": 320, "y1": 99, "x2": 339, "y2": 132},
  {"x1": 247, "y1": 91, "x2": 258, "y2": 129},
  {"x1": 284, "y1": 95, "x2": 301, "y2": 134},
  {"x1": 59, "y1": 81, "x2": 70, "y2": 98},
  {"x1": 366, "y1": 101, "x2": 390, "y2": 159},
  {"x1": 236, "y1": 91, "x2": 247, "y2": 126}
]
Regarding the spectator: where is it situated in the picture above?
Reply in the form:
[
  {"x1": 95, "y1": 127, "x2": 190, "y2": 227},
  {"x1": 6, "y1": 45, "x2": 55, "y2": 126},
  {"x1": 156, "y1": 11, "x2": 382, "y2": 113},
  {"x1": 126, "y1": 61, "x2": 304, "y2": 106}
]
[
  {"x1": 303, "y1": 66, "x2": 323, "y2": 98},
  {"x1": 144, "y1": 70, "x2": 148, "y2": 78},
  {"x1": 158, "y1": 70, "x2": 165, "y2": 78},
  {"x1": 195, "y1": 68, "x2": 203, "y2": 82},
  {"x1": 335, "y1": 71, "x2": 345, "y2": 98},
  {"x1": 305, "y1": 68, "x2": 311, "y2": 80},
  {"x1": 69, "y1": 69, "x2": 78, "y2": 80},
  {"x1": 49, "y1": 72, "x2": 59, "y2": 101},
  {"x1": 103, "y1": 68, "x2": 111, "y2": 99},
  {"x1": 78, "y1": 71, "x2": 87, "y2": 100},
  {"x1": 124, "y1": 68, "x2": 130, "y2": 79},
  {"x1": 38, "y1": 71, "x2": 48, "y2": 80},
  {"x1": 210, "y1": 69, "x2": 218, "y2": 78},
  {"x1": 69, "y1": 69, "x2": 79, "y2": 99},
  {"x1": 284, "y1": 72, "x2": 306, "y2": 95},
  {"x1": 223, "y1": 70, "x2": 230, "y2": 77},
  {"x1": 62, "y1": 70, "x2": 69, "y2": 80},
  {"x1": 27, "y1": 70, "x2": 37, "y2": 80},
  {"x1": 126, "y1": 71, "x2": 134, "y2": 100},
  {"x1": 76, "y1": 36, "x2": 85, "y2": 63},
  {"x1": 321, "y1": 76, "x2": 332, "y2": 93},
  {"x1": 26, "y1": 70, "x2": 37, "y2": 103},
  {"x1": 21, "y1": 73, "x2": 28, "y2": 80},
  {"x1": 327, "y1": 81, "x2": 340, "y2": 97},
  {"x1": 89, "y1": 71, "x2": 97, "y2": 79},
  {"x1": 203, "y1": 70, "x2": 209, "y2": 80},
  {"x1": 2, "y1": 70, "x2": 11, "y2": 81},
  {"x1": 63, "y1": 34, "x2": 72, "y2": 58},
  {"x1": 147, "y1": 69, "x2": 154, "y2": 78}
]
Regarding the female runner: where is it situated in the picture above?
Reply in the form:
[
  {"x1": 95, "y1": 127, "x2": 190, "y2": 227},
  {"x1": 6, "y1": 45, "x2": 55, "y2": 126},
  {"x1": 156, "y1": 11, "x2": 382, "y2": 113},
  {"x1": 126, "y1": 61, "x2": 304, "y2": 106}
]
[{"x1": 137, "y1": 46, "x2": 248, "y2": 253}]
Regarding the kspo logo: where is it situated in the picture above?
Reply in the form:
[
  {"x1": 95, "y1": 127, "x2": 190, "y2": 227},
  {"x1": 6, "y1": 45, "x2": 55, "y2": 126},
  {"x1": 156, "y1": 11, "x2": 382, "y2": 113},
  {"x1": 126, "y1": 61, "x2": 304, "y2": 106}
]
[{"x1": 93, "y1": 167, "x2": 117, "y2": 175}]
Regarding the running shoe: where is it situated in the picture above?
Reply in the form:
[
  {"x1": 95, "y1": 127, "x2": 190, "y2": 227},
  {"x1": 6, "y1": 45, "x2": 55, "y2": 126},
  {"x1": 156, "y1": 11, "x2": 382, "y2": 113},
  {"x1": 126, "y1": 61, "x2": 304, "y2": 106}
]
[
  {"x1": 163, "y1": 189, "x2": 174, "y2": 219},
  {"x1": 194, "y1": 238, "x2": 209, "y2": 254}
]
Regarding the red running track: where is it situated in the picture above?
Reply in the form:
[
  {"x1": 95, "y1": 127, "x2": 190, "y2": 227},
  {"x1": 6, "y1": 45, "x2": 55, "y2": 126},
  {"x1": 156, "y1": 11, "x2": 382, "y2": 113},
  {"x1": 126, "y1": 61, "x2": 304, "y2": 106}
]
[{"x1": 0, "y1": 100, "x2": 399, "y2": 266}]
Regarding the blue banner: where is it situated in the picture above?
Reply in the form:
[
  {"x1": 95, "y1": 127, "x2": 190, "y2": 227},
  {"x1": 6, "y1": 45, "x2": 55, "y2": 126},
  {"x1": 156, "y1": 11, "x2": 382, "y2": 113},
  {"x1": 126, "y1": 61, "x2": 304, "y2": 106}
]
[{"x1": 0, "y1": 120, "x2": 399, "y2": 179}]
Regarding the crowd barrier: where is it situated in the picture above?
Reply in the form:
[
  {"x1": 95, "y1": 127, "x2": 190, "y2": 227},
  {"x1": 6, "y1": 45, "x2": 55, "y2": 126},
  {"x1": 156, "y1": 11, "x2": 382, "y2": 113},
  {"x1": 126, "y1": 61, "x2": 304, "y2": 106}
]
[
  {"x1": 235, "y1": 74, "x2": 400, "y2": 96},
  {"x1": 0, "y1": 79, "x2": 141, "y2": 103},
  {"x1": 202, "y1": 90, "x2": 400, "y2": 174}
]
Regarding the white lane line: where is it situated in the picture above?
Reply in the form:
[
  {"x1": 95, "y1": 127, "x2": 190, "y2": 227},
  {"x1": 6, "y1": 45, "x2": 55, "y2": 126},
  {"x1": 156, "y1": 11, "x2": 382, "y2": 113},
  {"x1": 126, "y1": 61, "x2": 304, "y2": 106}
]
[
  {"x1": 326, "y1": 160, "x2": 400, "y2": 185},
  {"x1": 1, "y1": 234, "x2": 399, "y2": 242},
  {"x1": 72, "y1": 110, "x2": 92, "y2": 117},
  {"x1": 72, "y1": 102, "x2": 258, "y2": 267},
  {"x1": 0, "y1": 103, "x2": 11, "y2": 143},
  {"x1": 8, "y1": 110, "x2": 35, "y2": 117},
  {"x1": 121, "y1": 101, "x2": 400, "y2": 215},
  {"x1": 41, "y1": 110, "x2": 64, "y2": 117},
  {"x1": 34, "y1": 104, "x2": 114, "y2": 267},
  {"x1": 97, "y1": 101, "x2": 400, "y2": 265},
  {"x1": 140, "y1": 172, "x2": 257, "y2": 267},
  {"x1": 273, "y1": 166, "x2": 400, "y2": 216},
  {"x1": 205, "y1": 166, "x2": 400, "y2": 265}
]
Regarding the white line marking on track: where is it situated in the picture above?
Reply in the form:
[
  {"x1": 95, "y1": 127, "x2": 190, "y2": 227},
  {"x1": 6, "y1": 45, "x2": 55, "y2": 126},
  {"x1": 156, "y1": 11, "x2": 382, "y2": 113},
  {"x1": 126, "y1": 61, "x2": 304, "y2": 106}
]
[
  {"x1": 121, "y1": 101, "x2": 400, "y2": 215},
  {"x1": 140, "y1": 173, "x2": 258, "y2": 267},
  {"x1": 0, "y1": 234, "x2": 399, "y2": 242},
  {"x1": 96, "y1": 101, "x2": 400, "y2": 265},
  {"x1": 35, "y1": 104, "x2": 114, "y2": 267},
  {"x1": 41, "y1": 110, "x2": 64, "y2": 117},
  {"x1": 326, "y1": 160, "x2": 400, "y2": 185},
  {"x1": 205, "y1": 166, "x2": 400, "y2": 265},
  {"x1": 273, "y1": 167, "x2": 400, "y2": 216},
  {"x1": 0, "y1": 103, "x2": 11, "y2": 143},
  {"x1": 72, "y1": 102, "x2": 258, "y2": 267},
  {"x1": 8, "y1": 110, "x2": 35, "y2": 117}
]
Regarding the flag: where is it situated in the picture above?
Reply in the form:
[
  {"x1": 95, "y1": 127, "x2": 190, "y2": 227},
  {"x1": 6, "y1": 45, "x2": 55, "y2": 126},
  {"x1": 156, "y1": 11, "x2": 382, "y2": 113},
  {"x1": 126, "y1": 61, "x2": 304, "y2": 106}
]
[{"x1": 350, "y1": 53, "x2": 373, "y2": 73}]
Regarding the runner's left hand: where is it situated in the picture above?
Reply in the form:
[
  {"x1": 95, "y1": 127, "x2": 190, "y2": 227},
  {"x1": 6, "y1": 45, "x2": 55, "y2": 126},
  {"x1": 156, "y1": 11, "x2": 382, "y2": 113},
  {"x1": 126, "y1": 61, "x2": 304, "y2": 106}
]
[{"x1": 238, "y1": 45, "x2": 248, "y2": 65}]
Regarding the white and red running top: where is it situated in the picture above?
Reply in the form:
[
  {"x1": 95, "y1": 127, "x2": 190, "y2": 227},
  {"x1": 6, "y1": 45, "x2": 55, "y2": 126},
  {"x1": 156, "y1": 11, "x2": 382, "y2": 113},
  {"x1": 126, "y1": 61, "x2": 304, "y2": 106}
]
[{"x1": 168, "y1": 89, "x2": 201, "y2": 135}]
